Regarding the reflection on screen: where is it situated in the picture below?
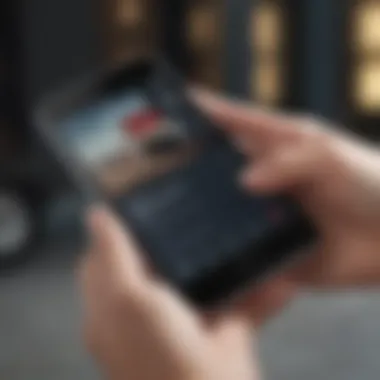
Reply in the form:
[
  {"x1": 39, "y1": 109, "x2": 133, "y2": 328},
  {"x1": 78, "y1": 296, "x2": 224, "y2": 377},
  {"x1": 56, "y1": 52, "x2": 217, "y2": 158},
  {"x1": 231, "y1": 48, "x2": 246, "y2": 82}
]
[
  {"x1": 61, "y1": 90, "x2": 147, "y2": 167},
  {"x1": 60, "y1": 89, "x2": 194, "y2": 196}
]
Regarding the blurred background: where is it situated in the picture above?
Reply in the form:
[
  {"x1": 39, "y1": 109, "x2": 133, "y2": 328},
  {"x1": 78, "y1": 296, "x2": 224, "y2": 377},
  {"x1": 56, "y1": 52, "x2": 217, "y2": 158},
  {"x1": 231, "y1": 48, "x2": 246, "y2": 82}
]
[{"x1": 0, "y1": 0, "x2": 380, "y2": 379}]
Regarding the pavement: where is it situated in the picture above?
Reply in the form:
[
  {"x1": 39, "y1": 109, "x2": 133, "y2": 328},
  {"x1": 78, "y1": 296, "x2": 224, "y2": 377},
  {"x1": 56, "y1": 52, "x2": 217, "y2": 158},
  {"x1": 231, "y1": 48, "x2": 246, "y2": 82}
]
[{"x1": 1, "y1": 243, "x2": 380, "y2": 380}]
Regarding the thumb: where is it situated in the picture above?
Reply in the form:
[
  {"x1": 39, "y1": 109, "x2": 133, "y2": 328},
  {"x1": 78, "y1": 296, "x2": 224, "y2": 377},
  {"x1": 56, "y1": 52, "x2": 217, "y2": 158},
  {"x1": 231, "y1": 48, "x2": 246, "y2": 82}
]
[{"x1": 87, "y1": 206, "x2": 146, "y2": 282}]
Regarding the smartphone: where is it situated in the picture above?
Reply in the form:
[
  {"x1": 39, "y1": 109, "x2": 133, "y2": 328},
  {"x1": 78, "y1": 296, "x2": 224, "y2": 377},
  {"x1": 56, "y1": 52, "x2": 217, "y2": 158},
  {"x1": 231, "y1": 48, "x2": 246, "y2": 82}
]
[{"x1": 35, "y1": 58, "x2": 315, "y2": 307}]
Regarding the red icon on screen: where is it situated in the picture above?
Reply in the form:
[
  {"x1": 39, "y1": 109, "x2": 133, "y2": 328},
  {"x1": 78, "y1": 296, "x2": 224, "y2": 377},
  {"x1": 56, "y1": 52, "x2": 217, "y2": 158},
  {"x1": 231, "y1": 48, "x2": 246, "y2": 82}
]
[{"x1": 122, "y1": 109, "x2": 163, "y2": 138}]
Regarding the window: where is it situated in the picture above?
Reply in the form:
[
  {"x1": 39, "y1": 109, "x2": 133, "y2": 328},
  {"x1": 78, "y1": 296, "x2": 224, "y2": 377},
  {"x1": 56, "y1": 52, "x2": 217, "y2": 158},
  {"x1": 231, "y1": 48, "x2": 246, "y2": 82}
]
[
  {"x1": 354, "y1": 61, "x2": 380, "y2": 112},
  {"x1": 116, "y1": 0, "x2": 144, "y2": 28},
  {"x1": 254, "y1": 60, "x2": 282, "y2": 105},
  {"x1": 186, "y1": 0, "x2": 222, "y2": 89},
  {"x1": 187, "y1": 2, "x2": 219, "y2": 53},
  {"x1": 251, "y1": 0, "x2": 286, "y2": 106},
  {"x1": 101, "y1": 0, "x2": 155, "y2": 63},
  {"x1": 351, "y1": 0, "x2": 380, "y2": 115}
]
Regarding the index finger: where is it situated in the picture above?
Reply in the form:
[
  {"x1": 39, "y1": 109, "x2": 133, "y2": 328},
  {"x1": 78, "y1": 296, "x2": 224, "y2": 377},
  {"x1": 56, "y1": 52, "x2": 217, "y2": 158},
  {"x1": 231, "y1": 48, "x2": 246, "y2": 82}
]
[{"x1": 190, "y1": 88, "x2": 297, "y2": 142}]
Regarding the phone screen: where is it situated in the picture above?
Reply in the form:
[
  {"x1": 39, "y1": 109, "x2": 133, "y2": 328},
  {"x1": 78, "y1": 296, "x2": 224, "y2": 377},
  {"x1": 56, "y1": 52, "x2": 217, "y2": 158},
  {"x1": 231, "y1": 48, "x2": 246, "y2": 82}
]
[{"x1": 58, "y1": 83, "x2": 302, "y2": 287}]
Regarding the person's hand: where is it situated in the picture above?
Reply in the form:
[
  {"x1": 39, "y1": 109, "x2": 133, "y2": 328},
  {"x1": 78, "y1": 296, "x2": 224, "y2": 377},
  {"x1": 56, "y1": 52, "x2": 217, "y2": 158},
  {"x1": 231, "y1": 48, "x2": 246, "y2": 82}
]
[
  {"x1": 80, "y1": 207, "x2": 294, "y2": 380},
  {"x1": 194, "y1": 90, "x2": 380, "y2": 287}
]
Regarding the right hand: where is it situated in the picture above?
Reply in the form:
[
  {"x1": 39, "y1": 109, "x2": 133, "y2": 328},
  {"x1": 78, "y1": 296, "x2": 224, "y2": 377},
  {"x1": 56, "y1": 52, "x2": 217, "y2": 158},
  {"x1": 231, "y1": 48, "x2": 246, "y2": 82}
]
[{"x1": 194, "y1": 90, "x2": 380, "y2": 288}]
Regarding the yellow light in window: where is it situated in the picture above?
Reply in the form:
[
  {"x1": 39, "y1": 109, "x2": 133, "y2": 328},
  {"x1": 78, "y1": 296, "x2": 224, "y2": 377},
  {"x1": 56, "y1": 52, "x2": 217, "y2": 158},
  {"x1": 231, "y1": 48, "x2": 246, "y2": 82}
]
[
  {"x1": 252, "y1": 60, "x2": 282, "y2": 105},
  {"x1": 354, "y1": 60, "x2": 380, "y2": 113},
  {"x1": 354, "y1": 1, "x2": 380, "y2": 52},
  {"x1": 187, "y1": 5, "x2": 219, "y2": 52},
  {"x1": 116, "y1": 0, "x2": 144, "y2": 28},
  {"x1": 251, "y1": 1, "x2": 283, "y2": 54}
]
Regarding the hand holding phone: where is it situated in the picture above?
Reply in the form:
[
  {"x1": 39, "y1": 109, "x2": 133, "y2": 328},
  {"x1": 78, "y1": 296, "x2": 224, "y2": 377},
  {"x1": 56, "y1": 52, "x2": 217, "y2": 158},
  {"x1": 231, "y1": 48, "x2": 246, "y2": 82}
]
[{"x1": 35, "y1": 58, "x2": 315, "y2": 307}]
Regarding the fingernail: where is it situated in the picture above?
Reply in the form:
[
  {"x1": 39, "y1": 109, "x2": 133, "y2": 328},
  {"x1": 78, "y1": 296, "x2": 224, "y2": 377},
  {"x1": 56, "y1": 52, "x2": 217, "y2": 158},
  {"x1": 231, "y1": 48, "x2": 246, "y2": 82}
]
[
  {"x1": 188, "y1": 86, "x2": 221, "y2": 109},
  {"x1": 239, "y1": 167, "x2": 266, "y2": 189}
]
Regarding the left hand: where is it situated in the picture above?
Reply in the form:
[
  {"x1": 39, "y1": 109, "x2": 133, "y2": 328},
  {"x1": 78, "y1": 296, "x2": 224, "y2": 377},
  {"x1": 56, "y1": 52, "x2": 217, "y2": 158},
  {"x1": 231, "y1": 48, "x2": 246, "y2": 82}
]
[{"x1": 79, "y1": 207, "x2": 296, "y2": 380}]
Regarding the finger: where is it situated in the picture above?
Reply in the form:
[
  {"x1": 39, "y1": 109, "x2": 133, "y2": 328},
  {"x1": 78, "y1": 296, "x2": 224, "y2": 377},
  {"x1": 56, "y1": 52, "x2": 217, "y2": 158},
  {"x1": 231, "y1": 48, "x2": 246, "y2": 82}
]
[
  {"x1": 86, "y1": 205, "x2": 146, "y2": 282},
  {"x1": 190, "y1": 88, "x2": 297, "y2": 142},
  {"x1": 210, "y1": 275, "x2": 297, "y2": 333},
  {"x1": 233, "y1": 276, "x2": 298, "y2": 326},
  {"x1": 78, "y1": 243, "x2": 98, "y2": 298},
  {"x1": 78, "y1": 251, "x2": 103, "y2": 321},
  {"x1": 286, "y1": 244, "x2": 373, "y2": 289},
  {"x1": 239, "y1": 147, "x2": 314, "y2": 194},
  {"x1": 231, "y1": 133, "x2": 266, "y2": 158}
]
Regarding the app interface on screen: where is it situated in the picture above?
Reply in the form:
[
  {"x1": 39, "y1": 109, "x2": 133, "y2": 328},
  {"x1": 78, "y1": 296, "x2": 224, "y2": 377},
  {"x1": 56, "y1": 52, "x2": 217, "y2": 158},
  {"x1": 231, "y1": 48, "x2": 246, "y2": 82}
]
[
  {"x1": 60, "y1": 88, "x2": 296, "y2": 281},
  {"x1": 60, "y1": 89, "x2": 193, "y2": 196}
]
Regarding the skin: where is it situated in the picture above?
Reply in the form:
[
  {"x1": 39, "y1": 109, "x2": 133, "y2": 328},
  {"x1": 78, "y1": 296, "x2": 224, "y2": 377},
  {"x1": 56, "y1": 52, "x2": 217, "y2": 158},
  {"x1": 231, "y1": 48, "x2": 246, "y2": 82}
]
[
  {"x1": 195, "y1": 91, "x2": 380, "y2": 287},
  {"x1": 80, "y1": 91, "x2": 380, "y2": 380}
]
